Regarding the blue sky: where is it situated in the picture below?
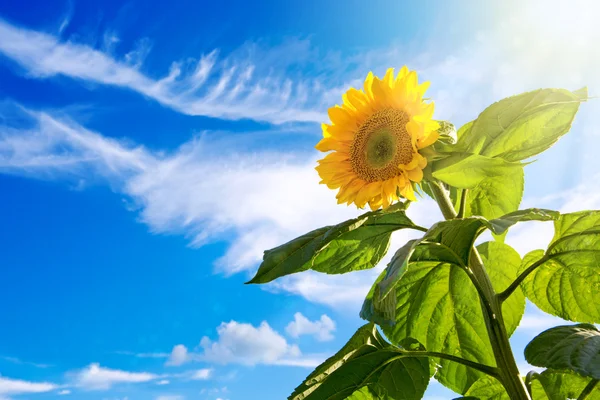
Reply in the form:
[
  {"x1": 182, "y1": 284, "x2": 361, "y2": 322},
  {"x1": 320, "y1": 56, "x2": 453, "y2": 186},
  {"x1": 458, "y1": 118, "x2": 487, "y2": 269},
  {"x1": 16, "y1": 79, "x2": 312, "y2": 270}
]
[{"x1": 0, "y1": 1, "x2": 599, "y2": 399}]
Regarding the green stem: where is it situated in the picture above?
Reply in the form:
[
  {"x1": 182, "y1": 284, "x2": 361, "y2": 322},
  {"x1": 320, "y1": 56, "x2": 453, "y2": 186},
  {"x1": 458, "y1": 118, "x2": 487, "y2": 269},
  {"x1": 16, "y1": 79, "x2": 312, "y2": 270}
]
[
  {"x1": 578, "y1": 379, "x2": 599, "y2": 400},
  {"x1": 525, "y1": 371, "x2": 538, "y2": 397},
  {"x1": 430, "y1": 181, "x2": 457, "y2": 219},
  {"x1": 498, "y1": 255, "x2": 548, "y2": 302},
  {"x1": 457, "y1": 189, "x2": 468, "y2": 218},
  {"x1": 413, "y1": 225, "x2": 430, "y2": 233},
  {"x1": 433, "y1": 180, "x2": 531, "y2": 400},
  {"x1": 399, "y1": 350, "x2": 500, "y2": 378}
]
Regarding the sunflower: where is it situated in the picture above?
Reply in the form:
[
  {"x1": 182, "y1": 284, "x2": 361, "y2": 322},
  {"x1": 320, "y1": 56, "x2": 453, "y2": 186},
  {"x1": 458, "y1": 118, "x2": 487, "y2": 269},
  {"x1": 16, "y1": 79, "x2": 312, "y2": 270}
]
[{"x1": 315, "y1": 67, "x2": 439, "y2": 210}]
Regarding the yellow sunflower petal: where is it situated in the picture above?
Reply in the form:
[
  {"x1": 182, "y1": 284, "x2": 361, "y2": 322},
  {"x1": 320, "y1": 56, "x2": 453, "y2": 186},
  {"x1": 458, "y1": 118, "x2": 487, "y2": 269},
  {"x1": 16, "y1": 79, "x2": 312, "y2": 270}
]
[
  {"x1": 417, "y1": 130, "x2": 439, "y2": 149},
  {"x1": 337, "y1": 179, "x2": 365, "y2": 204},
  {"x1": 364, "y1": 72, "x2": 375, "y2": 100},
  {"x1": 315, "y1": 137, "x2": 349, "y2": 152},
  {"x1": 383, "y1": 68, "x2": 395, "y2": 87},
  {"x1": 396, "y1": 66, "x2": 409, "y2": 82},
  {"x1": 400, "y1": 183, "x2": 416, "y2": 201},
  {"x1": 368, "y1": 195, "x2": 383, "y2": 211},
  {"x1": 355, "y1": 182, "x2": 381, "y2": 208},
  {"x1": 328, "y1": 106, "x2": 353, "y2": 127},
  {"x1": 406, "y1": 167, "x2": 424, "y2": 182}
]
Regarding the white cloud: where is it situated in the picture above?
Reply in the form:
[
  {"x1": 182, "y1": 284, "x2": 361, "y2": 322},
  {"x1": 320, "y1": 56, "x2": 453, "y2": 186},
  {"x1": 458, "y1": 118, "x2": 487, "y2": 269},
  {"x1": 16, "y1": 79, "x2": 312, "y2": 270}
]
[
  {"x1": 156, "y1": 396, "x2": 183, "y2": 400},
  {"x1": 156, "y1": 380, "x2": 170, "y2": 385},
  {"x1": 159, "y1": 321, "x2": 321, "y2": 368},
  {"x1": 199, "y1": 320, "x2": 303, "y2": 366},
  {"x1": 70, "y1": 363, "x2": 157, "y2": 390},
  {"x1": 0, "y1": 19, "x2": 328, "y2": 124},
  {"x1": 285, "y1": 313, "x2": 335, "y2": 341},
  {"x1": 189, "y1": 369, "x2": 213, "y2": 380},
  {"x1": 58, "y1": 389, "x2": 71, "y2": 395},
  {"x1": 165, "y1": 345, "x2": 189, "y2": 367},
  {"x1": 0, "y1": 376, "x2": 57, "y2": 396}
]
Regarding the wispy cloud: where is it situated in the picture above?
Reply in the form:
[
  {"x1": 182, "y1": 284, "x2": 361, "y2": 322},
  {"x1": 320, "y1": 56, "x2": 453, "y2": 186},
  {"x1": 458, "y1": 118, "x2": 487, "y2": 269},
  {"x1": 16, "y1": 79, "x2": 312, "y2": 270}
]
[
  {"x1": 155, "y1": 396, "x2": 184, "y2": 400},
  {"x1": 0, "y1": 355, "x2": 52, "y2": 368},
  {"x1": 69, "y1": 363, "x2": 158, "y2": 390},
  {"x1": 0, "y1": 376, "x2": 58, "y2": 397},
  {"x1": 0, "y1": 19, "x2": 330, "y2": 124}
]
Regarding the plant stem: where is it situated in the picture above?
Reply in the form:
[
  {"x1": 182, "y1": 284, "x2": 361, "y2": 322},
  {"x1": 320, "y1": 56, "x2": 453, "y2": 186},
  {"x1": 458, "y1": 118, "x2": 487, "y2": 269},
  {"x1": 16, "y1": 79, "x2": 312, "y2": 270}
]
[
  {"x1": 398, "y1": 350, "x2": 500, "y2": 378},
  {"x1": 430, "y1": 181, "x2": 457, "y2": 219},
  {"x1": 498, "y1": 255, "x2": 548, "y2": 302},
  {"x1": 457, "y1": 189, "x2": 468, "y2": 218},
  {"x1": 433, "y1": 181, "x2": 531, "y2": 400},
  {"x1": 525, "y1": 371, "x2": 538, "y2": 397},
  {"x1": 578, "y1": 379, "x2": 599, "y2": 400}
]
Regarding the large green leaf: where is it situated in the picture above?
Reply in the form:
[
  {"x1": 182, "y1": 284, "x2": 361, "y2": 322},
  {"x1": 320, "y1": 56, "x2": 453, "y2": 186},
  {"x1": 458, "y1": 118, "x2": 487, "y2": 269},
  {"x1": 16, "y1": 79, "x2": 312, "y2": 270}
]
[
  {"x1": 361, "y1": 219, "x2": 496, "y2": 394},
  {"x1": 289, "y1": 324, "x2": 429, "y2": 400},
  {"x1": 525, "y1": 324, "x2": 600, "y2": 379},
  {"x1": 464, "y1": 167, "x2": 524, "y2": 222},
  {"x1": 477, "y1": 242, "x2": 525, "y2": 336},
  {"x1": 456, "y1": 88, "x2": 585, "y2": 161},
  {"x1": 289, "y1": 323, "x2": 385, "y2": 400},
  {"x1": 486, "y1": 208, "x2": 559, "y2": 235},
  {"x1": 361, "y1": 216, "x2": 553, "y2": 394},
  {"x1": 464, "y1": 376, "x2": 509, "y2": 399},
  {"x1": 431, "y1": 153, "x2": 523, "y2": 189},
  {"x1": 530, "y1": 370, "x2": 600, "y2": 400},
  {"x1": 247, "y1": 207, "x2": 416, "y2": 284},
  {"x1": 377, "y1": 246, "x2": 494, "y2": 393},
  {"x1": 456, "y1": 121, "x2": 474, "y2": 142},
  {"x1": 295, "y1": 349, "x2": 429, "y2": 400},
  {"x1": 520, "y1": 211, "x2": 600, "y2": 323}
]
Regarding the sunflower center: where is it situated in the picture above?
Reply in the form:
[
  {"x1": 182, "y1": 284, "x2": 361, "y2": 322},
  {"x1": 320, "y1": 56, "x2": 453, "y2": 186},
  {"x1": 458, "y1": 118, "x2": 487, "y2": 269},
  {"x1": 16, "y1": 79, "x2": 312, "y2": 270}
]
[{"x1": 350, "y1": 108, "x2": 414, "y2": 182}]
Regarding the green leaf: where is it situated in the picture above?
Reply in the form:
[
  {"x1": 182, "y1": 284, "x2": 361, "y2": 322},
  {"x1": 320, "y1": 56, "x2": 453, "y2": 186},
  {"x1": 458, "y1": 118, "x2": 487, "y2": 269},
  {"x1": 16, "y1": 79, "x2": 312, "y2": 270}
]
[
  {"x1": 477, "y1": 241, "x2": 525, "y2": 336},
  {"x1": 457, "y1": 121, "x2": 474, "y2": 142},
  {"x1": 464, "y1": 167, "x2": 524, "y2": 222},
  {"x1": 487, "y1": 208, "x2": 560, "y2": 236},
  {"x1": 366, "y1": 245, "x2": 494, "y2": 393},
  {"x1": 362, "y1": 219, "x2": 495, "y2": 393},
  {"x1": 345, "y1": 386, "x2": 381, "y2": 400},
  {"x1": 530, "y1": 370, "x2": 600, "y2": 400},
  {"x1": 289, "y1": 323, "x2": 385, "y2": 400},
  {"x1": 296, "y1": 349, "x2": 428, "y2": 400},
  {"x1": 464, "y1": 376, "x2": 509, "y2": 399},
  {"x1": 289, "y1": 324, "x2": 430, "y2": 400},
  {"x1": 520, "y1": 211, "x2": 600, "y2": 323},
  {"x1": 525, "y1": 324, "x2": 600, "y2": 379},
  {"x1": 432, "y1": 153, "x2": 523, "y2": 189},
  {"x1": 248, "y1": 208, "x2": 417, "y2": 284},
  {"x1": 456, "y1": 88, "x2": 585, "y2": 161}
]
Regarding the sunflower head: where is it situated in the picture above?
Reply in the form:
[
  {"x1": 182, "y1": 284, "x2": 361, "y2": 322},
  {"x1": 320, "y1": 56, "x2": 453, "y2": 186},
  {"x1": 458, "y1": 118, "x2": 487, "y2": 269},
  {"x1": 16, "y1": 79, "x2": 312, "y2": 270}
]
[{"x1": 316, "y1": 67, "x2": 439, "y2": 210}]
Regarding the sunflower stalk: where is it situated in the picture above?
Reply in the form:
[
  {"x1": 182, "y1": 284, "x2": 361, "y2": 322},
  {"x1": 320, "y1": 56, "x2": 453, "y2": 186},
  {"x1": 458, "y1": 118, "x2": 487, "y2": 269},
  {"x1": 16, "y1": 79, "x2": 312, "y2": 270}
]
[{"x1": 433, "y1": 181, "x2": 532, "y2": 400}]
